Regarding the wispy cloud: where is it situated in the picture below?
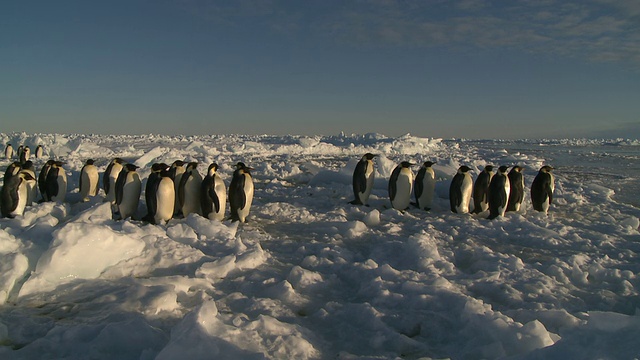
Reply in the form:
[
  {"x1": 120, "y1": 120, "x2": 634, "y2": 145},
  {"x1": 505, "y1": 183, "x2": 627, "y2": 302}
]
[{"x1": 175, "y1": 0, "x2": 640, "y2": 67}]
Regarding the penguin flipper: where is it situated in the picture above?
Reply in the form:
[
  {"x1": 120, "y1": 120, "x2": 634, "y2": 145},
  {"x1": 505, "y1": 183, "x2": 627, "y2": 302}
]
[
  {"x1": 389, "y1": 168, "x2": 400, "y2": 202},
  {"x1": 209, "y1": 187, "x2": 220, "y2": 214},
  {"x1": 352, "y1": 161, "x2": 366, "y2": 195}
]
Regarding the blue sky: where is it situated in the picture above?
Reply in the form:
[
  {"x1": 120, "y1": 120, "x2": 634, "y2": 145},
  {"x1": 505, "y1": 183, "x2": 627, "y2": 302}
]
[{"x1": 1, "y1": 0, "x2": 639, "y2": 139}]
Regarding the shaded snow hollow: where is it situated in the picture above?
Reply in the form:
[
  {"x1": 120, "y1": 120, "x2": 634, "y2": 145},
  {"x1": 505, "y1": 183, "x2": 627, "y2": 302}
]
[{"x1": 0, "y1": 132, "x2": 639, "y2": 359}]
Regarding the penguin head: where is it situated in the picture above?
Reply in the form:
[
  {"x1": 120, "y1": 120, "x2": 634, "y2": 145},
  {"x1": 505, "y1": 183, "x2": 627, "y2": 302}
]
[
  {"x1": 400, "y1": 161, "x2": 414, "y2": 168},
  {"x1": 208, "y1": 163, "x2": 219, "y2": 175},
  {"x1": 186, "y1": 162, "x2": 199, "y2": 171},
  {"x1": 540, "y1": 165, "x2": 554, "y2": 173},
  {"x1": 53, "y1": 161, "x2": 65, "y2": 168},
  {"x1": 171, "y1": 160, "x2": 186, "y2": 168},
  {"x1": 6, "y1": 162, "x2": 22, "y2": 177},
  {"x1": 236, "y1": 162, "x2": 254, "y2": 172},
  {"x1": 112, "y1": 157, "x2": 124, "y2": 165},
  {"x1": 484, "y1": 165, "x2": 494, "y2": 172},
  {"x1": 86, "y1": 159, "x2": 95, "y2": 166},
  {"x1": 423, "y1": 161, "x2": 436, "y2": 168},
  {"x1": 21, "y1": 161, "x2": 34, "y2": 171},
  {"x1": 458, "y1": 165, "x2": 471, "y2": 173},
  {"x1": 151, "y1": 163, "x2": 166, "y2": 172},
  {"x1": 363, "y1": 153, "x2": 377, "y2": 161},
  {"x1": 498, "y1": 165, "x2": 509, "y2": 174},
  {"x1": 20, "y1": 172, "x2": 36, "y2": 181},
  {"x1": 510, "y1": 165, "x2": 524, "y2": 173},
  {"x1": 124, "y1": 164, "x2": 138, "y2": 172}
]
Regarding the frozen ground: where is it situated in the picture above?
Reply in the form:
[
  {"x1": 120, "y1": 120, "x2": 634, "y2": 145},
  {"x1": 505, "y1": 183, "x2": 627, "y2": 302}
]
[{"x1": 0, "y1": 132, "x2": 639, "y2": 359}]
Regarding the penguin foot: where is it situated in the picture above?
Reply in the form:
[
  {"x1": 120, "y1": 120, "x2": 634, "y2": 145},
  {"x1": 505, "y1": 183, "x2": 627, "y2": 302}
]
[{"x1": 349, "y1": 199, "x2": 363, "y2": 205}]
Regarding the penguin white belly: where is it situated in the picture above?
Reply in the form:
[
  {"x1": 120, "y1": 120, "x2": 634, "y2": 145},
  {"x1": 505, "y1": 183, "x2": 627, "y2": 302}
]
[
  {"x1": 22, "y1": 170, "x2": 37, "y2": 206},
  {"x1": 417, "y1": 169, "x2": 435, "y2": 209},
  {"x1": 211, "y1": 176, "x2": 227, "y2": 221},
  {"x1": 498, "y1": 180, "x2": 511, "y2": 217},
  {"x1": 12, "y1": 180, "x2": 29, "y2": 217},
  {"x1": 237, "y1": 175, "x2": 254, "y2": 222},
  {"x1": 119, "y1": 174, "x2": 141, "y2": 219},
  {"x1": 359, "y1": 164, "x2": 375, "y2": 204},
  {"x1": 456, "y1": 175, "x2": 473, "y2": 214},
  {"x1": 155, "y1": 177, "x2": 175, "y2": 224},
  {"x1": 52, "y1": 172, "x2": 67, "y2": 202},
  {"x1": 392, "y1": 171, "x2": 413, "y2": 210},
  {"x1": 81, "y1": 167, "x2": 99, "y2": 201},
  {"x1": 106, "y1": 164, "x2": 123, "y2": 204},
  {"x1": 182, "y1": 175, "x2": 202, "y2": 216}
]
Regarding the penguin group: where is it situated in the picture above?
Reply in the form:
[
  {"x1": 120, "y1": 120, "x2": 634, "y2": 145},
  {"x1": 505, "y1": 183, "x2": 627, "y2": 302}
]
[
  {"x1": 350, "y1": 153, "x2": 555, "y2": 217},
  {"x1": 1, "y1": 142, "x2": 255, "y2": 223}
]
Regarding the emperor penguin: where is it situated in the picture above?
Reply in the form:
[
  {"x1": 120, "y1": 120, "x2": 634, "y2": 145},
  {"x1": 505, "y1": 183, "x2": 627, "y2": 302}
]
[
  {"x1": 20, "y1": 146, "x2": 30, "y2": 164},
  {"x1": 38, "y1": 160, "x2": 55, "y2": 202},
  {"x1": 20, "y1": 161, "x2": 38, "y2": 206},
  {"x1": 178, "y1": 162, "x2": 203, "y2": 217},
  {"x1": 531, "y1": 165, "x2": 555, "y2": 214},
  {"x1": 35, "y1": 145, "x2": 44, "y2": 159},
  {"x1": 4, "y1": 143, "x2": 13, "y2": 159},
  {"x1": 201, "y1": 163, "x2": 227, "y2": 221},
  {"x1": 472, "y1": 165, "x2": 494, "y2": 214},
  {"x1": 45, "y1": 161, "x2": 67, "y2": 203},
  {"x1": 1, "y1": 166, "x2": 35, "y2": 218},
  {"x1": 104, "y1": 158, "x2": 125, "y2": 205},
  {"x1": 414, "y1": 161, "x2": 436, "y2": 211},
  {"x1": 449, "y1": 166, "x2": 473, "y2": 213},
  {"x1": 506, "y1": 166, "x2": 525, "y2": 212},
  {"x1": 80, "y1": 159, "x2": 100, "y2": 202},
  {"x1": 389, "y1": 161, "x2": 414, "y2": 211},
  {"x1": 143, "y1": 163, "x2": 175, "y2": 225},
  {"x1": 487, "y1": 165, "x2": 510, "y2": 220},
  {"x1": 114, "y1": 163, "x2": 141, "y2": 220},
  {"x1": 350, "y1": 153, "x2": 377, "y2": 205},
  {"x1": 229, "y1": 162, "x2": 254, "y2": 222},
  {"x1": 169, "y1": 160, "x2": 186, "y2": 216},
  {"x1": 16, "y1": 146, "x2": 23, "y2": 161}
]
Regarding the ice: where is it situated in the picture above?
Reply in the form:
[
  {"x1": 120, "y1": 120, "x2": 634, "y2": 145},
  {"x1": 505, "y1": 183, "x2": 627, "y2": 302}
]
[{"x1": 0, "y1": 132, "x2": 639, "y2": 359}]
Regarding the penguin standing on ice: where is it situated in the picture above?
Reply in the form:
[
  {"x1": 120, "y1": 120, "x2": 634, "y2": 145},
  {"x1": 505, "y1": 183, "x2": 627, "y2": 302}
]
[
  {"x1": 1, "y1": 163, "x2": 35, "y2": 218},
  {"x1": 104, "y1": 158, "x2": 125, "y2": 206},
  {"x1": 449, "y1": 165, "x2": 473, "y2": 214},
  {"x1": 506, "y1": 166, "x2": 525, "y2": 212},
  {"x1": 38, "y1": 160, "x2": 55, "y2": 202},
  {"x1": 45, "y1": 161, "x2": 67, "y2": 203},
  {"x1": 472, "y1": 165, "x2": 494, "y2": 214},
  {"x1": 19, "y1": 146, "x2": 30, "y2": 164},
  {"x1": 488, "y1": 166, "x2": 510, "y2": 220},
  {"x1": 389, "y1": 161, "x2": 414, "y2": 211},
  {"x1": 169, "y1": 160, "x2": 186, "y2": 216},
  {"x1": 80, "y1": 159, "x2": 99, "y2": 202},
  {"x1": 178, "y1": 162, "x2": 203, "y2": 217},
  {"x1": 35, "y1": 145, "x2": 44, "y2": 159},
  {"x1": 414, "y1": 161, "x2": 436, "y2": 211},
  {"x1": 16, "y1": 146, "x2": 23, "y2": 161},
  {"x1": 20, "y1": 161, "x2": 38, "y2": 206},
  {"x1": 201, "y1": 163, "x2": 227, "y2": 221},
  {"x1": 229, "y1": 162, "x2": 254, "y2": 222},
  {"x1": 143, "y1": 163, "x2": 175, "y2": 224},
  {"x1": 114, "y1": 164, "x2": 141, "y2": 220},
  {"x1": 531, "y1": 165, "x2": 555, "y2": 214},
  {"x1": 350, "y1": 153, "x2": 377, "y2": 205},
  {"x1": 4, "y1": 144, "x2": 13, "y2": 159}
]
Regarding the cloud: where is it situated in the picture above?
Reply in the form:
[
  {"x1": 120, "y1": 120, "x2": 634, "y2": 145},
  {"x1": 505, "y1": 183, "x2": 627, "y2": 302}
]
[{"x1": 174, "y1": 0, "x2": 640, "y2": 67}]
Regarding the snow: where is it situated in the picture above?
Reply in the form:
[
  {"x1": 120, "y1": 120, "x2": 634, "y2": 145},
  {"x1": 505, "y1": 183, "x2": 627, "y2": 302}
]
[{"x1": 1, "y1": 132, "x2": 640, "y2": 359}]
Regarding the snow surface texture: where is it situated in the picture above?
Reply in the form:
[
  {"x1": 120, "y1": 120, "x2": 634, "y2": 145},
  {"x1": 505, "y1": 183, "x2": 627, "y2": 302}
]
[{"x1": 0, "y1": 132, "x2": 639, "y2": 360}]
